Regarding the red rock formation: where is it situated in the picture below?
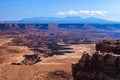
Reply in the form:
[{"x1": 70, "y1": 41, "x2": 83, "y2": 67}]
[
  {"x1": 96, "y1": 40, "x2": 120, "y2": 54},
  {"x1": 72, "y1": 52, "x2": 120, "y2": 80},
  {"x1": 12, "y1": 53, "x2": 41, "y2": 65}
]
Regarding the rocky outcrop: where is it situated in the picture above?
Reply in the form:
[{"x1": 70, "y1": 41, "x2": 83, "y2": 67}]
[
  {"x1": 72, "y1": 52, "x2": 120, "y2": 80},
  {"x1": 12, "y1": 53, "x2": 41, "y2": 65},
  {"x1": 96, "y1": 40, "x2": 120, "y2": 54}
]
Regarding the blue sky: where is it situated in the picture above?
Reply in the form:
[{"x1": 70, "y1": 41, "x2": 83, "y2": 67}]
[{"x1": 0, "y1": 0, "x2": 120, "y2": 21}]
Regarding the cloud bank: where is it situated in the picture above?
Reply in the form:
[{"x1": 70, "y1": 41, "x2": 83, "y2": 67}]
[{"x1": 56, "y1": 10, "x2": 107, "y2": 16}]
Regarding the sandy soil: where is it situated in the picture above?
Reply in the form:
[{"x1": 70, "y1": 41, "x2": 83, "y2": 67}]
[
  {"x1": 0, "y1": 38, "x2": 13, "y2": 46},
  {"x1": 0, "y1": 38, "x2": 33, "y2": 64},
  {"x1": 0, "y1": 41, "x2": 95, "y2": 80}
]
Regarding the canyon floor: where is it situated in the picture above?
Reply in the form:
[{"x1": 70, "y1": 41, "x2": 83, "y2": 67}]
[{"x1": 0, "y1": 38, "x2": 95, "y2": 80}]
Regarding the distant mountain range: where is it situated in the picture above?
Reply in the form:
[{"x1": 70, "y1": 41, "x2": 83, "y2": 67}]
[{"x1": 2, "y1": 17, "x2": 120, "y2": 24}]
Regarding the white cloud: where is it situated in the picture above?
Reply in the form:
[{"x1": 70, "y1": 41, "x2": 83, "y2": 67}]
[
  {"x1": 56, "y1": 10, "x2": 107, "y2": 16},
  {"x1": 57, "y1": 10, "x2": 78, "y2": 15}
]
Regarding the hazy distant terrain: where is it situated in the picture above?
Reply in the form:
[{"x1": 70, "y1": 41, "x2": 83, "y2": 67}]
[
  {"x1": 1, "y1": 23, "x2": 120, "y2": 31},
  {"x1": 2, "y1": 17, "x2": 119, "y2": 24}
]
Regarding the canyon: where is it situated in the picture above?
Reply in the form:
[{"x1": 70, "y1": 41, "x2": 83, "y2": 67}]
[{"x1": 0, "y1": 23, "x2": 120, "y2": 80}]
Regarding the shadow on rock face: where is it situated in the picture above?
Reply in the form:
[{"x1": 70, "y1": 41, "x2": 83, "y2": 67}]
[{"x1": 72, "y1": 52, "x2": 120, "y2": 80}]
